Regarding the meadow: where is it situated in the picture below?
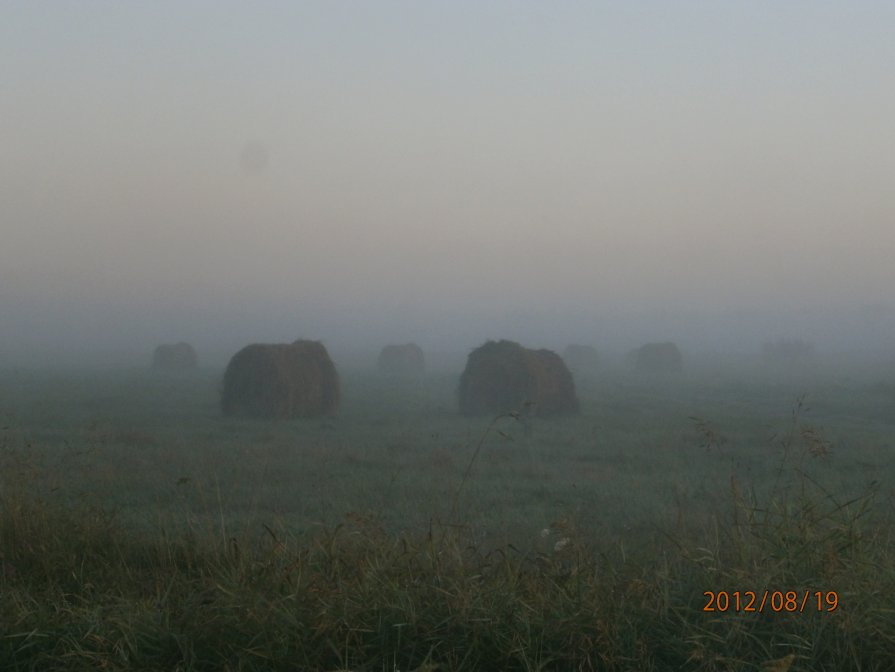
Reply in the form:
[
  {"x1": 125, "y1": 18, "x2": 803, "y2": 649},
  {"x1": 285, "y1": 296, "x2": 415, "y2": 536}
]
[{"x1": 1, "y1": 353, "x2": 894, "y2": 670}]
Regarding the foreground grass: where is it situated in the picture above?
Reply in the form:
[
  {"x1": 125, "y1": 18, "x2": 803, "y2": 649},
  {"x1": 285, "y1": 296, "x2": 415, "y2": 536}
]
[
  {"x1": 1, "y1": 492, "x2": 893, "y2": 671},
  {"x1": 2, "y1": 435, "x2": 894, "y2": 670}
]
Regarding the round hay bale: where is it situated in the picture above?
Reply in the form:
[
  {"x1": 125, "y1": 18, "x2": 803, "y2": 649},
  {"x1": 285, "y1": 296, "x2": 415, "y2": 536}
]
[
  {"x1": 562, "y1": 344, "x2": 600, "y2": 373},
  {"x1": 221, "y1": 339, "x2": 340, "y2": 418},
  {"x1": 377, "y1": 343, "x2": 425, "y2": 375},
  {"x1": 458, "y1": 340, "x2": 579, "y2": 417},
  {"x1": 761, "y1": 338, "x2": 816, "y2": 366},
  {"x1": 152, "y1": 342, "x2": 198, "y2": 370},
  {"x1": 629, "y1": 342, "x2": 682, "y2": 373}
]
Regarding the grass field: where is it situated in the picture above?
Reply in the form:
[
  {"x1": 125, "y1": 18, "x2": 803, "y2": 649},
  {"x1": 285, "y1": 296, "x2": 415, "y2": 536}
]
[{"x1": 1, "y1": 355, "x2": 894, "y2": 670}]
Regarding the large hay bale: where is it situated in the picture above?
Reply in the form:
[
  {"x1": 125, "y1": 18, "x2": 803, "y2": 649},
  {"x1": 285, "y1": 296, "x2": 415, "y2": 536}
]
[
  {"x1": 629, "y1": 342, "x2": 683, "y2": 373},
  {"x1": 221, "y1": 339, "x2": 340, "y2": 418},
  {"x1": 563, "y1": 344, "x2": 600, "y2": 373},
  {"x1": 377, "y1": 343, "x2": 425, "y2": 375},
  {"x1": 458, "y1": 340, "x2": 579, "y2": 417},
  {"x1": 152, "y1": 342, "x2": 198, "y2": 370}
]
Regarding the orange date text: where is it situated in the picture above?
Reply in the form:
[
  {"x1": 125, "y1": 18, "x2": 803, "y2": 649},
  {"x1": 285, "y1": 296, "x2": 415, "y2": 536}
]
[{"x1": 702, "y1": 590, "x2": 839, "y2": 613}]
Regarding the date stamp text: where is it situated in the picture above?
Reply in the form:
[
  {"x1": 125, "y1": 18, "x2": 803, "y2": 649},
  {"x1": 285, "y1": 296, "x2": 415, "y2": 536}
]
[{"x1": 703, "y1": 590, "x2": 839, "y2": 613}]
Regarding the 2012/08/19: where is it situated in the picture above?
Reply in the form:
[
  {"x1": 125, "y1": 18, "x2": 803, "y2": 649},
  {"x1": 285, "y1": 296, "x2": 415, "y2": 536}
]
[{"x1": 703, "y1": 590, "x2": 839, "y2": 613}]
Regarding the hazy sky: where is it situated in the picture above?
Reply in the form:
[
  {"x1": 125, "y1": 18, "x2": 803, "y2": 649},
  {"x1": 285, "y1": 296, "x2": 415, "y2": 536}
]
[{"x1": 3, "y1": 2, "x2": 894, "y2": 360}]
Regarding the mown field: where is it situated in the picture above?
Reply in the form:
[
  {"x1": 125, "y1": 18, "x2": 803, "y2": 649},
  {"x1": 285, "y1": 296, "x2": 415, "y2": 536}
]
[{"x1": 1, "y1": 355, "x2": 894, "y2": 670}]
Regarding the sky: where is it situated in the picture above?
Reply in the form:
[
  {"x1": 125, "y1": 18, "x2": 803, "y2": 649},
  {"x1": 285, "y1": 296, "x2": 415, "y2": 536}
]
[{"x1": 2, "y1": 1, "x2": 894, "y2": 363}]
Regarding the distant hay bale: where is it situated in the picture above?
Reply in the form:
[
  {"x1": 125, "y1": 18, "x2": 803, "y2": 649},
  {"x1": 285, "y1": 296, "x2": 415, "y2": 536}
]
[
  {"x1": 563, "y1": 344, "x2": 600, "y2": 373},
  {"x1": 458, "y1": 340, "x2": 579, "y2": 417},
  {"x1": 221, "y1": 339, "x2": 340, "y2": 418},
  {"x1": 629, "y1": 342, "x2": 682, "y2": 373},
  {"x1": 761, "y1": 338, "x2": 816, "y2": 365},
  {"x1": 377, "y1": 343, "x2": 425, "y2": 375},
  {"x1": 152, "y1": 342, "x2": 198, "y2": 370}
]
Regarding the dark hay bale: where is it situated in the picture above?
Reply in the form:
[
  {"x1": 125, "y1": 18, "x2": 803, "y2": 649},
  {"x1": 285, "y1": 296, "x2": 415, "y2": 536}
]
[
  {"x1": 761, "y1": 338, "x2": 816, "y2": 365},
  {"x1": 377, "y1": 343, "x2": 425, "y2": 375},
  {"x1": 152, "y1": 342, "x2": 198, "y2": 370},
  {"x1": 563, "y1": 344, "x2": 600, "y2": 373},
  {"x1": 458, "y1": 340, "x2": 579, "y2": 417},
  {"x1": 221, "y1": 339, "x2": 340, "y2": 418},
  {"x1": 629, "y1": 342, "x2": 683, "y2": 373}
]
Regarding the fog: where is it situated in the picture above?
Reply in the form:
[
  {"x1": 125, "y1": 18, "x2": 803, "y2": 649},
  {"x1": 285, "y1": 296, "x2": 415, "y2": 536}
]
[{"x1": 3, "y1": 2, "x2": 895, "y2": 367}]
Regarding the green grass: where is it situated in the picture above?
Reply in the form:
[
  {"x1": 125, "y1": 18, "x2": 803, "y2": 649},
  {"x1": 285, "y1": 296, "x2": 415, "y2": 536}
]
[{"x1": 1, "y1": 361, "x2": 894, "y2": 669}]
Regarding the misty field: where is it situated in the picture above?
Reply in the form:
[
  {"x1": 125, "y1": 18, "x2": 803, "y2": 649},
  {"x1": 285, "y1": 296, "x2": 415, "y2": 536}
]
[{"x1": 2, "y1": 358, "x2": 895, "y2": 670}]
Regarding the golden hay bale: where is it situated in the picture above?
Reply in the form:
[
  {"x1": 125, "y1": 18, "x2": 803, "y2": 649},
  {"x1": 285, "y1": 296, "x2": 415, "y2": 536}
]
[
  {"x1": 377, "y1": 343, "x2": 425, "y2": 375},
  {"x1": 458, "y1": 340, "x2": 579, "y2": 417},
  {"x1": 563, "y1": 344, "x2": 600, "y2": 373},
  {"x1": 221, "y1": 339, "x2": 340, "y2": 418},
  {"x1": 152, "y1": 342, "x2": 198, "y2": 370},
  {"x1": 629, "y1": 342, "x2": 682, "y2": 373}
]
